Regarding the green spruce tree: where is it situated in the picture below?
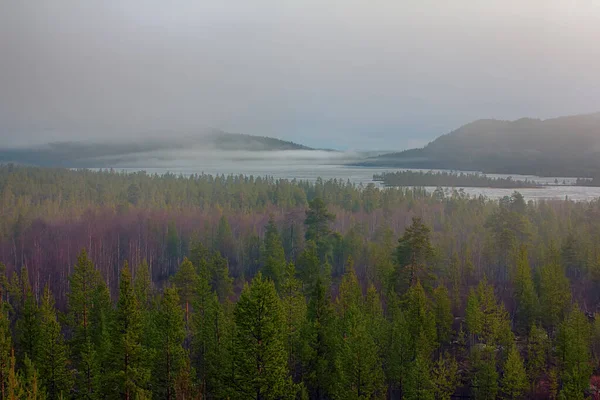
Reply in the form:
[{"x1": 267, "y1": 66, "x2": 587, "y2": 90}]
[
  {"x1": 232, "y1": 273, "x2": 294, "y2": 399},
  {"x1": 37, "y1": 285, "x2": 73, "y2": 399}
]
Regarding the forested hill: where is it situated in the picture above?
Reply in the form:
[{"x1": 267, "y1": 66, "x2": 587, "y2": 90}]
[
  {"x1": 356, "y1": 112, "x2": 600, "y2": 177},
  {"x1": 0, "y1": 130, "x2": 315, "y2": 167}
]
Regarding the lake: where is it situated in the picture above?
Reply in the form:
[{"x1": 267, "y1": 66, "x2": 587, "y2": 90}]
[{"x1": 110, "y1": 157, "x2": 600, "y2": 202}]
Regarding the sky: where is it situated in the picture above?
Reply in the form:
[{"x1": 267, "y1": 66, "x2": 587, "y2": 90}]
[{"x1": 1, "y1": 1, "x2": 600, "y2": 150}]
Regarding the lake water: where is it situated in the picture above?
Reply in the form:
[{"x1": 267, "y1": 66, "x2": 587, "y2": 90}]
[{"x1": 113, "y1": 159, "x2": 600, "y2": 202}]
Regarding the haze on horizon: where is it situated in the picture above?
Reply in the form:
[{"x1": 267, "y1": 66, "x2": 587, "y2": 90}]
[{"x1": 1, "y1": 1, "x2": 600, "y2": 151}]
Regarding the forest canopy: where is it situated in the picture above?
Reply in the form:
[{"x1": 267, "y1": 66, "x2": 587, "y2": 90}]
[{"x1": 0, "y1": 165, "x2": 599, "y2": 398}]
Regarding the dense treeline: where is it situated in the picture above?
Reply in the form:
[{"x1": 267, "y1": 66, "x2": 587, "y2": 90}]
[
  {"x1": 373, "y1": 171, "x2": 541, "y2": 189},
  {"x1": 2, "y1": 165, "x2": 600, "y2": 398}
]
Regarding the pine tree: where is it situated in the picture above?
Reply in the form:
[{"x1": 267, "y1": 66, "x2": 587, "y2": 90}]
[
  {"x1": 67, "y1": 249, "x2": 105, "y2": 399},
  {"x1": 21, "y1": 355, "x2": 45, "y2": 400},
  {"x1": 539, "y1": 258, "x2": 571, "y2": 331},
  {"x1": 404, "y1": 281, "x2": 437, "y2": 359},
  {"x1": 336, "y1": 317, "x2": 385, "y2": 399},
  {"x1": 13, "y1": 267, "x2": 40, "y2": 364},
  {"x1": 526, "y1": 324, "x2": 548, "y2": 395},
  {"x1": 190, "y1": 271, "x2": 219, "y2": 397},
  {"x1": 336, "y1": 268, "x2": 362, "y2": 325},
  {"x1": 171, "y1": 258, "x2": 199, "y2": 325},
  {"x1": 0, "y1": 301, "x2": 11, "y2": 400},
  {"x1": 394, "y1": 217, "x2": 435, "y2": 294},
  {"x1": 7, "y1": 349, "x2": 22, "y2": 400},
  {"x1": 262, "y1": 217, "x2": 286, "y2": 288},
  {"x1": 37, "y1": 285, "x2": 73, "y2": 399},
  {"x1": 556, "y1": 306, "x2": 591, "y2": 400},
  {"x1": 152, "y1": 286, "x2": 186, "y2": 400},
  {"x1": 403, "y1": 353, "x2": 434, "y2": 400},
  {"x1": 501, "y1": 344, "x2": 527, "y2": 399},
  {"x1": 133, "y1": 260, "x2": 152, "y2": 310},
  {"x1": 512, "y1": 246, "x2": 539, "y2": 332},
  {"x1": 466, "y1": 279, "x2": 513, "y2": 348},
  {"x1": 304, "y1": 198, "x2": 335, "y2": 262},
  {"x1": 279, "y1": 263, "x2": 306, "y2": 381},
  {"x1": 297, "y1": 241, "x2": 322, "y2": 295},
  {"x1": 433, "y1": 285, "x2": 453, "y2": 346},
  {"x1": 303, "y1": 277, "x2": 336, "y2": 400},
  {"x1": 472, "y1": 347, "x2": 498, "y2": 400},
  {"x1": 215, "y1": 216, "x2": 234, "y2": 261},
  {"x1": 107, "y1": 263, "x2": 150, "y2": 400},
  {"x1": 208, "y1": 252, "x2": 233, "y2": 303},
  {"x1": 432, "y1": 352, "x2": 459, "y2": 400},
  {"x1": 232, "y1": 273, "x2": 294, "y2": 399}
]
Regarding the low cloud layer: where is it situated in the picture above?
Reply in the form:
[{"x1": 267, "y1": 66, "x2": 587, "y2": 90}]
[{"x1": 2, "y1": 1, "x2": 600, "y2": 150}]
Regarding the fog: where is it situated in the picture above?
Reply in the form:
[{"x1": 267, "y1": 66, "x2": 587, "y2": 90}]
[{"x1": 2, "y1": 1, "x2": 600, "y2": 150}]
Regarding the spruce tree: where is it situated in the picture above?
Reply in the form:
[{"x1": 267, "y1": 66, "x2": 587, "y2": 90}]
[
  {"x1": 501, "y1": 344, "x2": 527, "y2": 399},
  {"x1": 190, "y1": 271, "x2": 219, "y2": 397},
  {"x1": 107, "y1": 263, "x2": 150, "y2": 399},
  {"x1": 336, "y1": 316, "x2": 385, "y2": 399},
  {"x1": 539, "y1": 258, "x2": 571, "y2": 331},
  {"x1": 13, "y1": 267, "x2": 39, "y2": 364},
  {"x1": 304, "y1": 198, "x2": 335, "y2": 262},
  {"x1": 556, "y1": 306, "x2": 591, "y2": 400},
  {"x1": 472, "y1": 347, "x2": 498, "y2": 400},
  {"x1": 171, "y1": 257, "x2": 199, "y2": 325},
  {"x1": 262, "y1": 217, "x2": 286, "y2": 288},
  {"x1": 433, "y1": 285, "x2": 453, "y2": 346},
  {"x1": 303, "y1": 277, "x2": 336, "y2": 400},
  {"x1": 0, "y1": 301, "x2": 11, "y2": 399},
  {"x1": 37, "y1": 285, "x2": 73, "y2": 399},
  {"x1": 279, "y1": 263, "x2": 306, "y2": 381},
  {"x1": 432, "y1": 352, "x2": 459, "y2": 400},
  {"x1": 232, "y1": 273, "x2": 293, "y2": 399},
  {"x1": 21, "y1": 355, "x2": 45, "y2": 400},
  {"x1": 152, "y1": 286, "x2": 186, "y2": 400},
  {"x1": 394, "y1": 217, "x2": 435, "y2": 294},
  {"x1": 512, "y1": 246, "x2": 539, "y2": 332},
  {"x1": 526, "y1": 324, "x2": 548, "y2": 395},
  {"x1": 403, "y1": 353, "x2": 434, "y2": 400},
  {"x1": 67, "y1": 249, "x2": 105, "y2": 398}
]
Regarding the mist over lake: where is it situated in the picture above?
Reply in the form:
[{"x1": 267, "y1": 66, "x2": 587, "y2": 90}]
[{"x1": 98, "y1": 149, "x2": 600, "y2": 202}]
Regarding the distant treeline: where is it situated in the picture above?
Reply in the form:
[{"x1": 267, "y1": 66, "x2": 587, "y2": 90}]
[
  {"x1": 575, "y1": 177, "x2": 600, "y2": 186},
  {"x1": 373, "y1": 170, "x2": 542, "y2": 188}
]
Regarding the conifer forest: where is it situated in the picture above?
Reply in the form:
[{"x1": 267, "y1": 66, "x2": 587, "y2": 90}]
[{"x1": 1, "y1": 165, "x2": 600, "y2": 399}]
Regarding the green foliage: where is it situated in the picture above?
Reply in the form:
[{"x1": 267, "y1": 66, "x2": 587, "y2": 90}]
[
  {"x1": 303, "y1": 277, "x2": 337, "y2": 399},
  {"x1": 232, "y1": 273, "x2": 294, "y2": 399},
  {"x1": 472, "y1": 347, "x2": 499, "y2": 400},
  {"x1": 279, "y1": 263, "x2": 306, "y2": 381},
  {"x1": 37, "y1": 286, "x2": 73, "y2": 399},
  {"x1": 501, "y1": 344, "x2": 527, "y2": 399},
  {"x1": 106, "y1": 263, "x2": 150, "y2": 399},
  {"x1": 152, "y1": 286, "x2": 187, "y2": 400},
  {"x1": 305, "y1": 198, "x2": 335, "y2": 262},
  {"x1": 466, "y1": 279, "x2": 513, "y2": 348},
  {"x1": 67, "y1": 249, "x2": 106, "y2": 399},
  {"x1": 432, "y1": 352, "x2": 459, "y2": 400},
  {"x1": 526, "y1": 324, "x2": 549, "y2": 393},
  {"x1": 13, "y1": 267, "x2": 40, "y2": 365},
  {"x1": 556, "y1": 306, "x2": 592, "y2": 400},
  {"x1": 262, "y1": 217, "x2": 286, "y2": 287},
  {"x1": 433, "y1": 285, "x2": 453, "y2": 346},
  {"x1": 394, "y1": 217, "x2": 435, "y2": 294},
  {"x1": 539, "y1": 256, "x2": 572, "y2": 331},
  {"x1": 171, "y1": 257, "x2": 199, "y2": 324},
  {"x1": 512, "y1": 246, "x2": 539, "y2": 332}
]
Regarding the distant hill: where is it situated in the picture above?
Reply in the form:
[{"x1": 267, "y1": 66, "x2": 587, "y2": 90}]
[
  {"x1": 0, "y1": 130, "x2": 316, "y2": 167},
  {"x1": 355, "y1": 112, "x2": 600, "y2": 177}
]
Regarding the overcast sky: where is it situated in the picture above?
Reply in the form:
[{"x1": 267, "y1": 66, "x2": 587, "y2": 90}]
[{"x1": 1, "y1": 1, "x2": 600, "y2": 150}]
